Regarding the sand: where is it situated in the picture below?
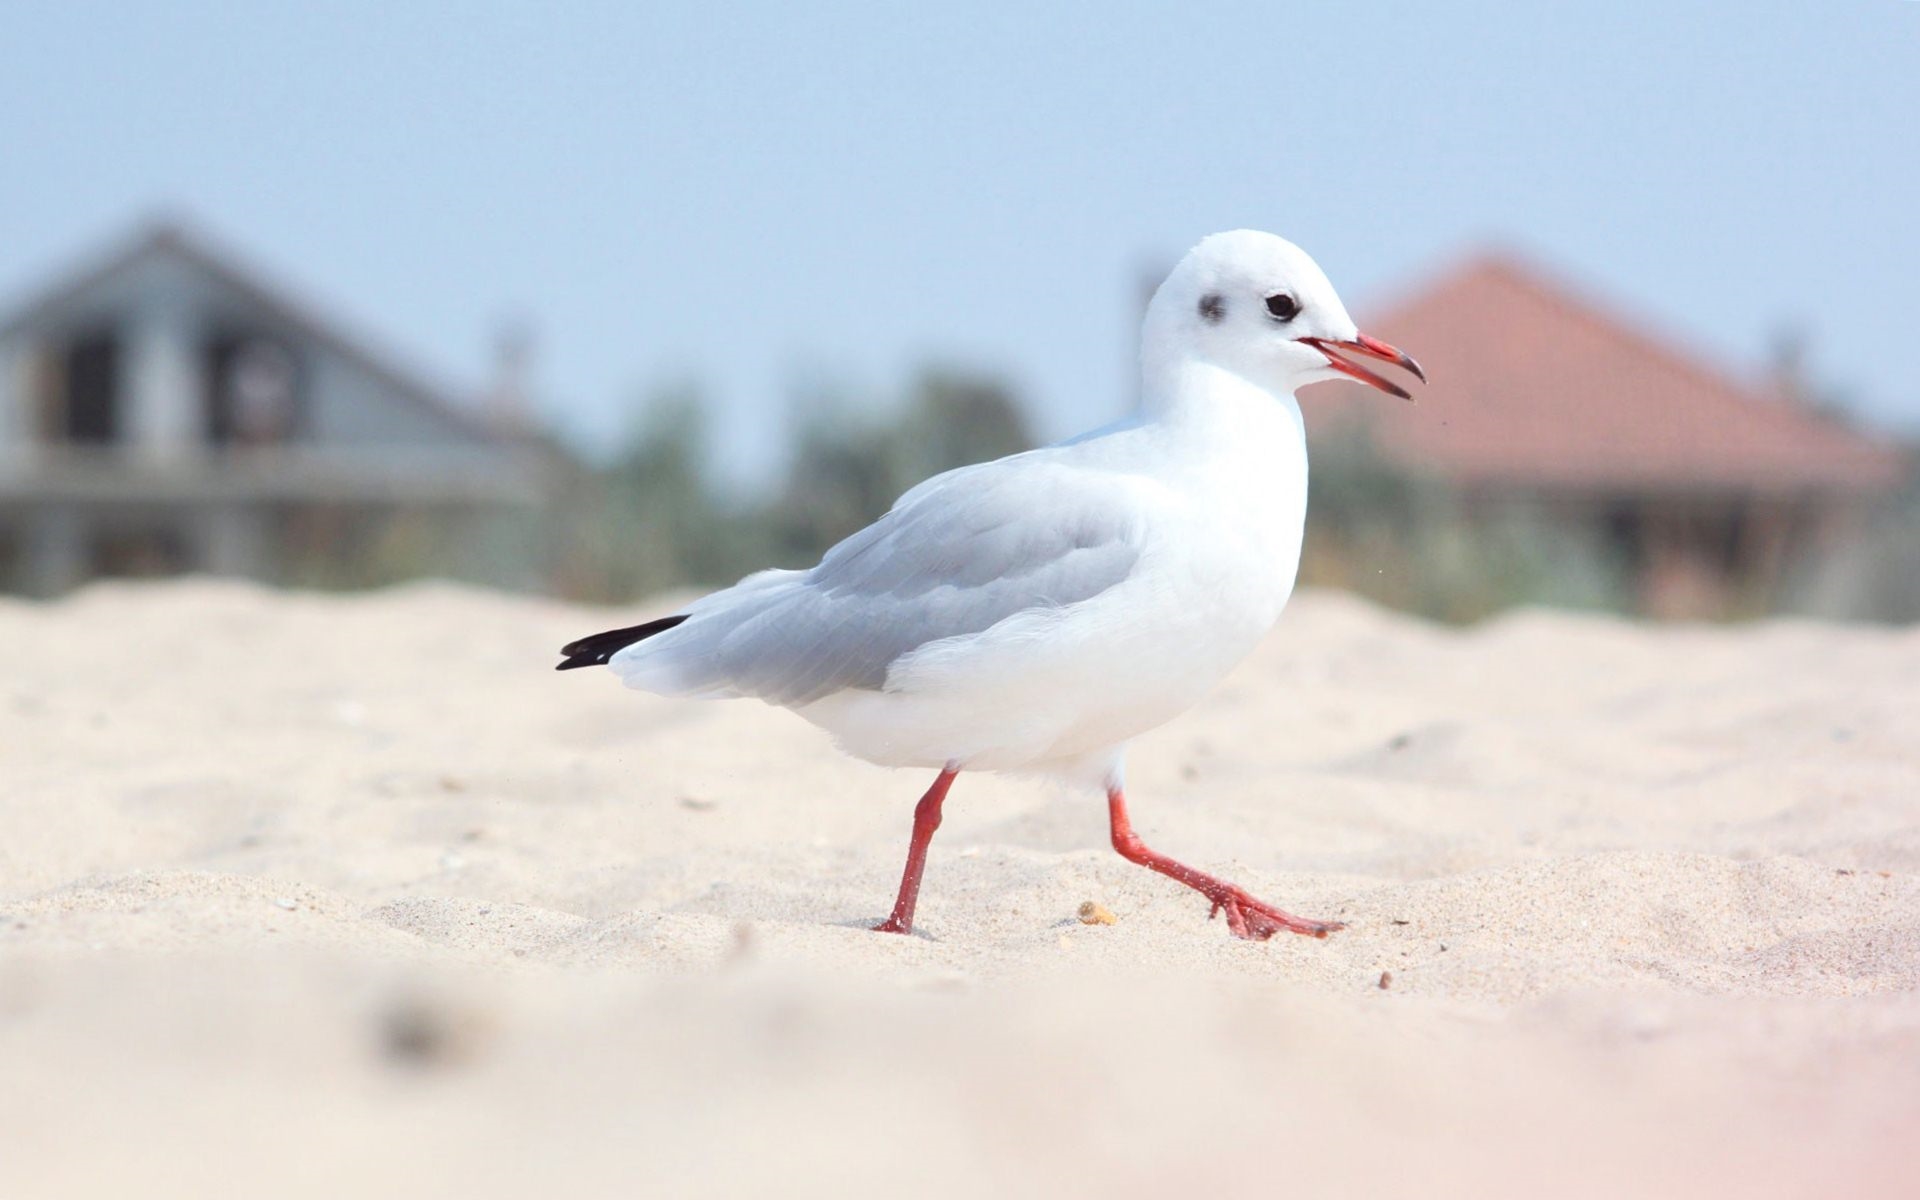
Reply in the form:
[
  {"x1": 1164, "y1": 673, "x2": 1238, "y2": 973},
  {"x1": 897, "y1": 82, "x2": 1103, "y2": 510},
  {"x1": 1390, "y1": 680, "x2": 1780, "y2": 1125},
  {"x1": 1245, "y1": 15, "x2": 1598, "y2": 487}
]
[{"x1": 2, "y1": 579, "x2": 1916, "y2": 1198}]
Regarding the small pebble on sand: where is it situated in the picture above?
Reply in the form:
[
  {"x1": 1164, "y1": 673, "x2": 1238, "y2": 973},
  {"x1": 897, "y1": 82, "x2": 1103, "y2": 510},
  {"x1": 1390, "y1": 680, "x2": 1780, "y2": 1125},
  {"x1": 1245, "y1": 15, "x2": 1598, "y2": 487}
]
[{"x1": 1077, "y1": 901, "x2": 1117, "y2": 926}]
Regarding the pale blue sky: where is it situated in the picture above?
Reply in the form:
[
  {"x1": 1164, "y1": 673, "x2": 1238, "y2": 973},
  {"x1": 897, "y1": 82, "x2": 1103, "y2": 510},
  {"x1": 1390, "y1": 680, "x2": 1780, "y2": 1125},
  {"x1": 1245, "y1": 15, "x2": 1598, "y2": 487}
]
[{"x1": 2, "y1": 2, "x2": 1915, "y2": 478}]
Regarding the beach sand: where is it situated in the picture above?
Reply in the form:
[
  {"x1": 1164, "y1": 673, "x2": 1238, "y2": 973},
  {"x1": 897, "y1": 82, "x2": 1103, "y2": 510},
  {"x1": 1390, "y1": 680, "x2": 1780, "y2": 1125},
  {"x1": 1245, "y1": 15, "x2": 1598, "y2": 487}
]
[{"x1": 2, "y1": 580, "x2": 1916, "y2": 1197}]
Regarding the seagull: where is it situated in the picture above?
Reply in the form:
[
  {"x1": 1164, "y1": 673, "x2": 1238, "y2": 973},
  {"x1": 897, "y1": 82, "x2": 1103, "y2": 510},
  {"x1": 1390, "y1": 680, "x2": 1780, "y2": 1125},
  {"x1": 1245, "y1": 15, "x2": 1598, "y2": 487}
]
[{"x1": 558, "y1": 230, "x2": 1423, "y2": 940}]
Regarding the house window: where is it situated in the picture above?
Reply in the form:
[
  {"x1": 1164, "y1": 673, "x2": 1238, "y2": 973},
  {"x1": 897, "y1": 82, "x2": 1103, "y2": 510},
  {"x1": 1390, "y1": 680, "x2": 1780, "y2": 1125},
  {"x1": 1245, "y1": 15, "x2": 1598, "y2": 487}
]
[
  {"x1": 63, "y1": 330, "x2": 120, "y2": 443},
  {"x1": 206, "y1": 335, "x2": 300, "y2": 445}
]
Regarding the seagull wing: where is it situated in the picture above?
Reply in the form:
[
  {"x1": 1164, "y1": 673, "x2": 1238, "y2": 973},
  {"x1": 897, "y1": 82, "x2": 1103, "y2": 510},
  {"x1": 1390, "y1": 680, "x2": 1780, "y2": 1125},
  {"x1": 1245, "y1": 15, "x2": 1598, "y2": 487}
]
[{"x1": 611, "y1": 456, "x2": 1147, "y2": 706}]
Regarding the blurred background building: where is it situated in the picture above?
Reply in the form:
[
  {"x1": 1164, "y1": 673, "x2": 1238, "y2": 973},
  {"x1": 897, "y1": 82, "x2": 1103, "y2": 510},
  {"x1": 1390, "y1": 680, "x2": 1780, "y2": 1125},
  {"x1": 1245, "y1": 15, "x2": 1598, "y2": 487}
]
[
  {"x1": 0, "y1": 220, "x2": 562, "y2": 596},
  {"x1": 1302, "y1": 255, "x2": 1909, "y2": 620}
]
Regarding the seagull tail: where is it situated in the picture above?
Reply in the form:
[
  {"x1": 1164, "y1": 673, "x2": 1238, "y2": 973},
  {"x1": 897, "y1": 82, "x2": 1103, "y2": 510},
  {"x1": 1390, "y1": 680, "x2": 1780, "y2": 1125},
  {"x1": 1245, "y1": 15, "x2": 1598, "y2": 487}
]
[{"x1": 555, "y1": 614, "x2": 690, "y2": 671}]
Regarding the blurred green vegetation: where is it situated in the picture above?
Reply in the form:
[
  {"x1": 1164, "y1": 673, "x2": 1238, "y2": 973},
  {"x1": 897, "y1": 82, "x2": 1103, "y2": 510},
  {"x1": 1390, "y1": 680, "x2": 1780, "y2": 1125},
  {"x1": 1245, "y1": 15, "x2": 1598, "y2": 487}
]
[
  {"x1": 1782, "y1": 468, "x2": 1920, "y2": 623},
  {"x1": 547, "y1": 367, "x2": 1035, "y2": 603},
  {"x1": 1300, "y1": 428, "x2": 1637, "y2": 622},
  {"x1": 1301, "y1": 429, "x2": 1920, "y2": 624},
  {"x1": 275, "y1": 372, "x2": 1916, "y2": 625}
]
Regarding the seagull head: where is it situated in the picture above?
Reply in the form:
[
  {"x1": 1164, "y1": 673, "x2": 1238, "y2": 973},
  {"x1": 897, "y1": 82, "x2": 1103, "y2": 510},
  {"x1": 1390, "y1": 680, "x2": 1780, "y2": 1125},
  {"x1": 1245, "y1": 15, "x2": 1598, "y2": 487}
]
[{"x1": 1145, "y1": 229, "x2": 1425, "y2": 400}]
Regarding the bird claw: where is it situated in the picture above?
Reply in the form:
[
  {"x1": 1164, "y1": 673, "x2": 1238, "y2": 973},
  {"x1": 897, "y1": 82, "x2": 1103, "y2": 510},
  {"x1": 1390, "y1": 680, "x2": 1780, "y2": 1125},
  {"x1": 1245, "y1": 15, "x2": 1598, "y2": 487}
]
[{"x1": 1208, "y1": 888, "x2": 1343, "y2": 941}]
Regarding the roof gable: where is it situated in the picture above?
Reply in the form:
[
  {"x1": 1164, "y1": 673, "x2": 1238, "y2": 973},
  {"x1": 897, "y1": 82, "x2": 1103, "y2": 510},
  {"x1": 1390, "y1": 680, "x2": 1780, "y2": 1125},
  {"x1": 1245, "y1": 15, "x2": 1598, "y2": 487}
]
[
  {"x1": 1307, "y1": 253, "x2": 1906, "y2": 495},
  {"x1": 0, "y1": 218, "x2": 510, "y2": 448}
]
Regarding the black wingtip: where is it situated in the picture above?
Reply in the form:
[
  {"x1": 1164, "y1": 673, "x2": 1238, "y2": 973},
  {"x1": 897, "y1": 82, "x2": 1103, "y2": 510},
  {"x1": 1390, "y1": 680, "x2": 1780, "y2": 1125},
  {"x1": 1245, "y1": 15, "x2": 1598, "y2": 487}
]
[{"x1": 555, "y1": 614, "x2": 689, "y2": 671}]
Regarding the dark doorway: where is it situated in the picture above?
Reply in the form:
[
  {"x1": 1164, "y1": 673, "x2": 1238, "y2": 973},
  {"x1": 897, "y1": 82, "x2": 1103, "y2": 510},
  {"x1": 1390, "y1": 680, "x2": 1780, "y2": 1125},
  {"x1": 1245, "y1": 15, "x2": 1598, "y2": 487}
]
[{"x1": 64, "y1": 331, "x2": 120, "y2": 443}]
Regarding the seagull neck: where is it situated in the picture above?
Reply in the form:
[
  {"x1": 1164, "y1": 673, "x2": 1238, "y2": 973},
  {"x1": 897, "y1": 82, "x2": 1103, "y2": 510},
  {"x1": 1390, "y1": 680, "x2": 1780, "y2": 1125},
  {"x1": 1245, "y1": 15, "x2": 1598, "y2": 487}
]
[{"x1": 1140, "y1": 356, "x2": 1302, "y2": 441}]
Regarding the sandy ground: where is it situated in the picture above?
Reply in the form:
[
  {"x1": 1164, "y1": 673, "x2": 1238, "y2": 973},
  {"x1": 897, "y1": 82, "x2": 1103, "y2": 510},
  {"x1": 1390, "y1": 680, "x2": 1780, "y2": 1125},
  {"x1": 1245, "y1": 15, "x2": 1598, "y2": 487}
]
[{"x1": 2, "y1": 579, "x2": 1917, "y2": 1198}]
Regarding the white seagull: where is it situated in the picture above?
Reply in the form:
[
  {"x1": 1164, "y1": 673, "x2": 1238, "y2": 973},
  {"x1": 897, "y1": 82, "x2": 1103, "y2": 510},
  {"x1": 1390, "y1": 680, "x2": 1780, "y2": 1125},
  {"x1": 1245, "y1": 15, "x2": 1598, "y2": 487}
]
[{"x1": 559, "y1": 230, "x2": 1423, "y2": 940}]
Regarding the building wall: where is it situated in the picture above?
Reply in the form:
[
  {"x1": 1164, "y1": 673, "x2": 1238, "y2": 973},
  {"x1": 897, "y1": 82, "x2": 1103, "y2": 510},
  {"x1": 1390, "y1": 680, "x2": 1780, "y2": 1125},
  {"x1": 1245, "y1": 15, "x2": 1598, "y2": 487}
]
[{"x1": 302, "y1": 352, "x2": 499, "y2": 458}]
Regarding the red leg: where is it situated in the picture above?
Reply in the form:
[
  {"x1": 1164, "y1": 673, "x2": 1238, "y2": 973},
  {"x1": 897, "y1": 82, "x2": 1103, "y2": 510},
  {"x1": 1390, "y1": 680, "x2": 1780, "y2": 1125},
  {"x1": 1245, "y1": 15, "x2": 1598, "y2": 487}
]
[
  {"x1": 872, "y1": 768, "x2": 959, "y2": 935},
  {"x1": 1107, "y1": 787, "x2": 1342, "y2": 941}
]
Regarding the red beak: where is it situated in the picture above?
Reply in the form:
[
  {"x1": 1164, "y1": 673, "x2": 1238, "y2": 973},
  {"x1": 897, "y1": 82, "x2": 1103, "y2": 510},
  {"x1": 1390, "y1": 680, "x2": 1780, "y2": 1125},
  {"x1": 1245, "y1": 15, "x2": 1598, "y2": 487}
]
[{"x1": 1297, "y1": 333, "x2": 1426, "y2": 400}]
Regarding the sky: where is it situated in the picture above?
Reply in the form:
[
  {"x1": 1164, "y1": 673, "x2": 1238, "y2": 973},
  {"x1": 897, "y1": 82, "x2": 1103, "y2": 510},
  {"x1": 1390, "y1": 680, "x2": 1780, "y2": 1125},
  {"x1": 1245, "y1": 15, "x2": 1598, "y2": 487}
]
[{"x1": 1, "y1": 1, "x2": 1915, "y2": 481}]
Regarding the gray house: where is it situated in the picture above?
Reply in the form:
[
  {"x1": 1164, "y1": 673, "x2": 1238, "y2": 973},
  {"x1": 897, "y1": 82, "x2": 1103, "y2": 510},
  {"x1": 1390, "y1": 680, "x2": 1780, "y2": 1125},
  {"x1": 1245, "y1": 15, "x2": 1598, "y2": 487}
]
[{"x1": 0, "y1": 219, "x2": 559, "y2": 595}]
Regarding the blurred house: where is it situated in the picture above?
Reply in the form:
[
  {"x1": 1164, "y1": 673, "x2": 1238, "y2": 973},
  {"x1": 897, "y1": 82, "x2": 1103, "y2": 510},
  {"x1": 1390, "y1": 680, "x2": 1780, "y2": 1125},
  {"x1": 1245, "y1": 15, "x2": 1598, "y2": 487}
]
[
  {"x1": 1306, "y1": 253, "x2": 1908, "y2": 617},
  {"x1": 0, "y1": 219, "x2": 561, "y2": 595}
]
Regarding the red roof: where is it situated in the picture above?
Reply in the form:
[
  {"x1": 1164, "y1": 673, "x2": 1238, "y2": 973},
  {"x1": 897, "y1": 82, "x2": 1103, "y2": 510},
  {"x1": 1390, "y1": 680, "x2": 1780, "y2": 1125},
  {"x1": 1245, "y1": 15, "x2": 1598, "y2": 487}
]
[{"x1": 1305, "y1": 253, "x2": 1907, "y2": 495}]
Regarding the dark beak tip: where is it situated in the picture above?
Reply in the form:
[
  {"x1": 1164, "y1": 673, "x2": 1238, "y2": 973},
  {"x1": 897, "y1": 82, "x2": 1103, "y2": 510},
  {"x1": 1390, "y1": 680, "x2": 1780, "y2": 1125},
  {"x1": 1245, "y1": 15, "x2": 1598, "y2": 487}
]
[{"x1": 1302, "y1": 334, "x2": 1424, "y2": 400}]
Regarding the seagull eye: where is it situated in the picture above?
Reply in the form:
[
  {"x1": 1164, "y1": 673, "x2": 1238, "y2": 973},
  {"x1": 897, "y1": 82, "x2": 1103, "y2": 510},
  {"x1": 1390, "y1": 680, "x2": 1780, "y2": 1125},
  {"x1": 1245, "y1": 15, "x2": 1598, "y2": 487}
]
[{"x1": 1264, "y1": 293, "x2": 1300, "y2": 322}]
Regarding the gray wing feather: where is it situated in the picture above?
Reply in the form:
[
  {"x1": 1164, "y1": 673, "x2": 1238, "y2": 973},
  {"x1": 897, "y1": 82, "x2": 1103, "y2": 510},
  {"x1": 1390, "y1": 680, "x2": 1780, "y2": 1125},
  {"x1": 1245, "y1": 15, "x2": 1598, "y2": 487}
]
[{"x1": 623, "y1": 460, "x2": 1143, "y2": 706}]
